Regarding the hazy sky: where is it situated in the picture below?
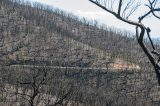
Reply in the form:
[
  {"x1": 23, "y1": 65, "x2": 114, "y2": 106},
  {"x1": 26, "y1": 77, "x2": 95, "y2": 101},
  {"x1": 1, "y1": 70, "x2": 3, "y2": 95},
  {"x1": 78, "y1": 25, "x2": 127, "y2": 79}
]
[{"x1": 29, "y1": 0, "x2": 160, "y2": 38}]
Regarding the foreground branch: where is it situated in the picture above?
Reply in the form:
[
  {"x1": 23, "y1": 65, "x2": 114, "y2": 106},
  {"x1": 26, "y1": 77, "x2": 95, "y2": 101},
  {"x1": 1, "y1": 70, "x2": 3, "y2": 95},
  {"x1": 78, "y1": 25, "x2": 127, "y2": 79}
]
[{"x1": 89, "y1": 0, "x2": 160, "y2": 85}]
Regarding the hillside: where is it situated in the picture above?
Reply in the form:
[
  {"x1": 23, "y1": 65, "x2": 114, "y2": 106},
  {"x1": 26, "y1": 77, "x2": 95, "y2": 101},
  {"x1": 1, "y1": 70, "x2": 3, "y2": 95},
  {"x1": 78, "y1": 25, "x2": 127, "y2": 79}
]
[
  {"x1": 0, "y1": 0, "x2": 160, "y2": 106},
  {"x1": 0, "y1": 0, "x2": 144, "y2": 69}
]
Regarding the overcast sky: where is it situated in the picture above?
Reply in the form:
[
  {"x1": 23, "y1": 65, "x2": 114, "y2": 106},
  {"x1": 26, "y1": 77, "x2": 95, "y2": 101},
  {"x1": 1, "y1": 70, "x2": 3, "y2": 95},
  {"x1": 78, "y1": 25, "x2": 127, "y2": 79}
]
[{"x1": 29, "y1": 0, "x2": 160, "y2": 38}]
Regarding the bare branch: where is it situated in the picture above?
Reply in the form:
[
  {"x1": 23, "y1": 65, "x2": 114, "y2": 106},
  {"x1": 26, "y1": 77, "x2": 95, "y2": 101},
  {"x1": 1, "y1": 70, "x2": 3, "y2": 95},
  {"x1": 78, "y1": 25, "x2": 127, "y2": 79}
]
[
  {"x1": 110, "y1": 0, "x2": 116, "y2": 11},
  {"x1": 89, "y1": 0, "x2": 160, "y2": 85},
  {"x1": 89, "y1": 0, "x2": 117, "y2": 16},
  {"x1": 146, "y1": 27, "x2": 155, "y2": 50},
  {"x1": 125, "y1": 3, "x2": 141, "y2": 19},
  {"x1": 151, "y1": 8, "x2": 160, "y2": 19},
  {"x1": 151, "y1": 50, "x2": 160, "y2": 57},
  {"x1": 122, "y1": 0, "x2": 134, "y2": 18},
  {"x1": 139, "y1": 10, "x2": 152, "y2": 22},
  {"x1": 118, "y1": 0, "x2": 123, "y2": 16},
  {"x1": 89, "y1": 0, "x2": 144, "y2": 27},
  {"x1": 15, "y1": 92, "x2": 32, "y2": 99},
  {"x1": 147, "y1": 0, "x2": 160, "y2": 19},
  {"x1": 52, "y1": 87, "x2": 73, "y2": 106}
]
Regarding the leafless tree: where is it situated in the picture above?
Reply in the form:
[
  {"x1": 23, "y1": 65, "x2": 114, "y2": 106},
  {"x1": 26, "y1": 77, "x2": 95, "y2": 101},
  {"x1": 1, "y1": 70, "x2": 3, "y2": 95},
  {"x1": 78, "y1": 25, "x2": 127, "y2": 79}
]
[
  {"x1": 89, "y1": 0, "x2": 160, "y2": 85},
  {"x1": 14, "y1": 67, "x2": 48, "y2": 106}
]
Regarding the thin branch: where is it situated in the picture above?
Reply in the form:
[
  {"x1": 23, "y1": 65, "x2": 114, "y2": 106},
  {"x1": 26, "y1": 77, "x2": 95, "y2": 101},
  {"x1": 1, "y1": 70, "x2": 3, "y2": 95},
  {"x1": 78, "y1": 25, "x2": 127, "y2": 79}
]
[
  {"x1": 110, "y1": 0, "x2": 116, "y2": 11},
  {"x1": 53, "y1": 87, "x2": 72, "y2": 106},
  {"x1": 15, "y1": 92, "x2": 32, "y2": 99},
  {"x1": 152, "y1": 8, "x2": 160, "y2": 19},
  {"x1": 118, "y1": 0, "x2": 123, "y2": 16},
  {"x1": 126, "y1": 3, "x2": 140, "y2": 19},
  {"x1": 139, "y1": 10, "x2": 152, "y2": 22},
  {"x1": 151, "y1": 50, "x2": 160, "y2": 57},
  {"x1": 122, "y1": 0, "x2": 134, "y2": 18},
  {"x1": 146, "y1": 27, "x2": 156, "y2": 50},
  {"x1": 147, "y1": 0, "x2": 160, "y2": 19},
  {"x1": 89, "y1": 0, "x2": 145, "y2": 28},
  {"x1": 89, "y1": 0, "x2": 117, "y2": 16}
]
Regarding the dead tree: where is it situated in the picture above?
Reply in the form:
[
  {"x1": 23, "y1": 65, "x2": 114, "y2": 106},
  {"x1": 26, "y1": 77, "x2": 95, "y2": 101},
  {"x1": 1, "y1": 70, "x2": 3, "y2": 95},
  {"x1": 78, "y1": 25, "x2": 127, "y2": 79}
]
[
  {"x1": 89, "y1": 0, "x2": 160, "y2": 85},
  {"x1": 16, "y1": 67, "x2": 48, "y2": 106}
]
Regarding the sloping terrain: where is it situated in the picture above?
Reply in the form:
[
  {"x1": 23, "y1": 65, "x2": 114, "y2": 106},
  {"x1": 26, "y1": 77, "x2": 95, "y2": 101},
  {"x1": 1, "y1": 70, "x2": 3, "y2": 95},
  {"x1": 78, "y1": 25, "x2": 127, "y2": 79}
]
[
  {"x1": 0, "y1": 0, "x2": 142, "y2": 69},
  {"x1": 0, "y1": 0, "x2": 160, "y2": 106}
]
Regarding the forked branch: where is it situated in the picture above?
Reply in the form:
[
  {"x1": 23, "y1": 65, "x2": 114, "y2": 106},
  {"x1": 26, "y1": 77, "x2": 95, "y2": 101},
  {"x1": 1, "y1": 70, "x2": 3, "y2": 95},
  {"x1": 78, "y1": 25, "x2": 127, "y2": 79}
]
[
  {"x1": 89, "y1": 0, "x2": 160, "y2": 85},
  {"x1": 147, "y1": 0, "x2": 160, "y2": 19}
]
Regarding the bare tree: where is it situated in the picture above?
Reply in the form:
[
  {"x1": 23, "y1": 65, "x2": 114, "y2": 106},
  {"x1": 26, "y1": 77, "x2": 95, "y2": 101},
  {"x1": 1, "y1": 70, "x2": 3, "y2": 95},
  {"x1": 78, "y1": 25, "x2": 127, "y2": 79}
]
[
  {"x1": 89, "y1": 0, "x2": 160, "y2": 85},
  {"x1": 15, "y1": 67, "x2": 48, "y2": 106}
]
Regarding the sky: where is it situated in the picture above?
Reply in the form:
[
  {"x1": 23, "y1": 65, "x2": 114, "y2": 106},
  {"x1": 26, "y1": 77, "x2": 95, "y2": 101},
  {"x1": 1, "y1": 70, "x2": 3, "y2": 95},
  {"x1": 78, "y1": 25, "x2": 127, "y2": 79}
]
[{"x1": 28, "y1": 0, "x2": 160, "y2": 38}]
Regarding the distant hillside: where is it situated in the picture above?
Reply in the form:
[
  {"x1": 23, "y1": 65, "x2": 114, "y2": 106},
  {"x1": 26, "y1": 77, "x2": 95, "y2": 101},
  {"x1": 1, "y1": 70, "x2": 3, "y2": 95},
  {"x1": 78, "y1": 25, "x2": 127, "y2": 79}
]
[
  {"x1": 1, "y1": 0, "x2": 160, "y2": 106},
  {"x1": 0, "y1": 0, "x2": 148, "y2": 70}
]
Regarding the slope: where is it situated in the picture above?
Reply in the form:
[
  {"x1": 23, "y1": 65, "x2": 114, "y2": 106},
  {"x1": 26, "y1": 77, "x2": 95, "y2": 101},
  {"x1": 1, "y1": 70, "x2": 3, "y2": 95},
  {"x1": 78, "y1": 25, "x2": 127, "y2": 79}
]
[{"x1": 0, "y1": 0, "x2": 143, "y2": 70}]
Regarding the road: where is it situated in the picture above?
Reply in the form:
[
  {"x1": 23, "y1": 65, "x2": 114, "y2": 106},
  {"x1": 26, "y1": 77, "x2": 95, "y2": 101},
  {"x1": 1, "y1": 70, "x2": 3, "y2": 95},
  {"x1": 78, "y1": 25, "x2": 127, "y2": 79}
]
[{"x1": 7, "y1": 64, "x2": 138, "y2": 72}]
